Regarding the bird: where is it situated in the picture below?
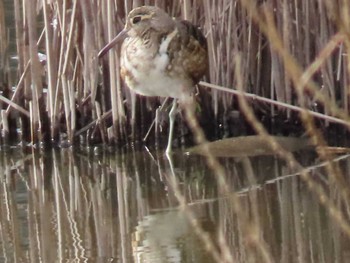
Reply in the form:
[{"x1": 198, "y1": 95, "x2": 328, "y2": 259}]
[{"x1": 98, "y1": 5, "x2": 208, "y2": 154}]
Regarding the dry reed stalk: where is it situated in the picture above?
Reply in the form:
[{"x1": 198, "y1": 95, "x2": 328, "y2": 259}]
[
  {"x1": 0, "y1": 1, "x2": 7, "y2": 72},
  {"x1": 5, "y1": 61, "x2": 30, "y2": 115},
  {"x1": 54, "y1": 0, "x2": 70, "y2": 143},
  {"x1": 236, "y1": 1, "x2": 350, "y2": 125},
  {"x1": 183, "y1": 0, "x2": 191, "y2": 20},
  {"x1": 104, "y1": 0, "x2": 127, "y2": 143},
  {"x1": 180, "y1": 97, "x2": 275, "y2": 261},
  {"x1": 80, "y1": 1, "x2": 98, "y2": 101},
  {"x1": 234, "y1": 44, "x2": 350, "y2": 241},
  {"x1": 13, "y1": 0, "x2": 24, "y2": 78},
  {"x1": 95, "y1": 101, "x2": 106, "y2": 144},
  {"x1": 61, "y1": 76, "x2": 72, "y2": 141},
  {"x1": 25, "y1": 0, "x2": 43, "y2": 144},
  {"x1": 282, "y1": 0, "x2": 291, "y2": 108},
  {"x1": 201, "y1": 21, "x2": 349, "y2": 129},
  {"x1": 1, "y1": 110, "x2": 9, "y2": 145},
  {"x1": 42, "y1": 0, "x2": 54, "y2": 119},
  {"x1": 42, "y1": 0, "x2": 58, "y2": 140},
  {"x1": 0, "y1": 94, "x2": 30, "y2": 117},
  {"x1": 75, "y1": 110, "x2": 112, "y2": 137},
  {"x1": 13, "y1": 0, "x2": 29, "y2": 142},
  {"x1": 332, "y1": 0, "x2": 350, "y2": 116},
  {"x1": 199, "y1": 81, "x2": 350, "y2": 127},
  {"x1": 68, "y1": 80, "x2": 76, "y2": 140},
  {"x1": 65, "y1": 2, "x2": 78, "y2": 142},
  {"x1": 260, "y1": 7, "x2": 350, "y2": 208},
  {"x1": 303, "y1": 11, "x2": 350, "y2": 213},
  {"x1": 203, "y1": 0, "x2": 218, "y2": 116}
]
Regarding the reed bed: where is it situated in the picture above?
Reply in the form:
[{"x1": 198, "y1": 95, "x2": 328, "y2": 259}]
[{"x1": 0, "y1": 0, "x2": 348, "y2": 147}]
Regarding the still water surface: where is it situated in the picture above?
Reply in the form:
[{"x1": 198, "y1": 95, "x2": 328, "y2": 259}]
[{"x1": 1, "y1": 146, "x2": 350, "y2": 262}]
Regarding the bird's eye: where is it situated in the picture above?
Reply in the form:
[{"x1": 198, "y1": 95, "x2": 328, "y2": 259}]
[{"x1": 132, "y1": 16, "x2": 142, "y2": 24}]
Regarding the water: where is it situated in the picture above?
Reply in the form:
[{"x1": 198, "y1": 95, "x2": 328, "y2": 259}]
[{"x1": 1, "y1": 146, "x2": 350, "y2": 262}]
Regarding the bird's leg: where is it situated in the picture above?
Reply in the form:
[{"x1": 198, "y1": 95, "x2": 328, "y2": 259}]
[
  {"x1": 143, "y1": 98, "x2": 169, "y2": 142},
  {"x1": 166, "y1": 99, "x2": 177, "y2": 154}
]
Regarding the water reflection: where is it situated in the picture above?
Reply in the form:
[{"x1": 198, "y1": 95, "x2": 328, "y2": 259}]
[{"x1": 0, "y1": 147, "x2": 350, "y2": 262}]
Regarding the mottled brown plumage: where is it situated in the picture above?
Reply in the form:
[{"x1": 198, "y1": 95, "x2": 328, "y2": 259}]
[{"x1": 98, "y1": 6, "x2": 208, "y2": 153}]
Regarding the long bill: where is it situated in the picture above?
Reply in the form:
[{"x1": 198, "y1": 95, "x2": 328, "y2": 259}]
[{"x1": 98, "y1": 29, "x2": 128, "y2": 58}]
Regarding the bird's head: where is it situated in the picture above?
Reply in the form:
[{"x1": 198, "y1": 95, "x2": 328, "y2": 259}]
[{"x1": 98, "y1": 6, "x2": 174, "y2": 57}]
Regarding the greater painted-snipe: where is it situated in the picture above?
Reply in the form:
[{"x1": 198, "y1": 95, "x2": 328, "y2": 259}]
[{"x1": 98, "y1": 5, "x2": 208, "y2": 153}]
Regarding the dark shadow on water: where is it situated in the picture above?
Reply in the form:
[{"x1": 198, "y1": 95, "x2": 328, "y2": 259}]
[{"x1": 0, "y1": 147, "x2": 350, "y2": 262}]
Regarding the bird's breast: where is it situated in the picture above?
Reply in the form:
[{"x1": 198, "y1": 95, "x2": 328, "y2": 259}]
[{"x1": 120, "y1": 29, "x2": 193, "y2": 99}]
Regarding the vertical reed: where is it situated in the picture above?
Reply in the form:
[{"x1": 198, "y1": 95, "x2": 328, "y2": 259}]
[{"x1": 25, "y1": 0, "x2": 43, "y2": 143}]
